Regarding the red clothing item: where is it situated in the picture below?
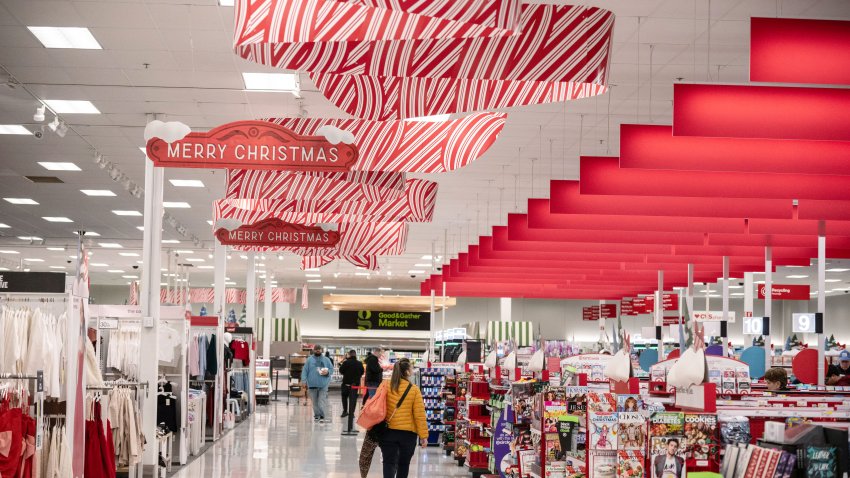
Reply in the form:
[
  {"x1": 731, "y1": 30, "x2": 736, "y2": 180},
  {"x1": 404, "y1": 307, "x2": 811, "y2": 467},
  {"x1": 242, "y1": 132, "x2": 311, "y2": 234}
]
[{"x1": 230, "y1": 340, "x2": 250, "y2": 366}]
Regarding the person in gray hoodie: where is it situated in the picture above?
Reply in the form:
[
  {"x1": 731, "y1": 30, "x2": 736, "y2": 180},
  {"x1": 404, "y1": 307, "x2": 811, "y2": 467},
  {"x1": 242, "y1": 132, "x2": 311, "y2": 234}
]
[{"x1": 302, "y1": 344, "x2": 334, "y2": 422}]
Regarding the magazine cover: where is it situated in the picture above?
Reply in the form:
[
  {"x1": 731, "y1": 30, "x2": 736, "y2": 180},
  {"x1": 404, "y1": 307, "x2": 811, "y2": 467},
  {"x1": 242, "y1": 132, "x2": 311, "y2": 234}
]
[
  {"x1": 544, "y1": 403, "x2": 569, "y2": 433},
  {"x1": 617, "y1": 394, "x2": 644, "y2": 412},
  {"x1": 513, "y1": 382, "x2": 534, "y2": 424},
  {"x1": 684, "y1": 413, "x2": 719, "y2": 471},
  {"x1": 546, "y1": 433, "x2": 566, "y2": 462},
  {"x1": 589, "y1": 451, "x2": 618, "y2": 478},
  {"x1": 618, "y1": 412, "x2": 647, "y2": 451},
  {"x1": 589, "y1": 412, "x2": 618, "y2": 450},
  {"x1": 587, "y1": 393, "x2": 617, "y2": 413},
  {"x1": 617, "y1": 450, "x2": 646, "y2": 478},
  {"x1": 517, "y1": 448, "x2": 538, "y2": 478},
  {"x1": 650, "y1": 412, "x2": 685, "y2": 478}
]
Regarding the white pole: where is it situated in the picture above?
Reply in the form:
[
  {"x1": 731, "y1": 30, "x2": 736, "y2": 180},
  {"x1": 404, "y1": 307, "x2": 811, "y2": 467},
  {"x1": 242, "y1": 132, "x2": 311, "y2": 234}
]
[
  {"x1": 818, "y1": 235, "x2": 826, "y2": 386},
  {"x1": 722, "y1": 256, "x2": 729, "y2": 357},
  {"x1": 764, "y1": 246, "x2": 773, "y2": 376},
  {"x1": 246, "y1": 252, "x2": 256, "y2": 328},
  {"x1": 263, "y1": 275, "x2": 272, "y2": 358},
  {"x1": 212, "y1": 241, "x2": 226, "y2": 440},
  {"x1": 441, "y1": 281, "x2": 447, "y2": 362},
  {"x1": 140, "y1": 156, "x2": 163, "y2": 468},
  {"x1": 657, "y1": 270, "x2": 664, "y2": 359}
]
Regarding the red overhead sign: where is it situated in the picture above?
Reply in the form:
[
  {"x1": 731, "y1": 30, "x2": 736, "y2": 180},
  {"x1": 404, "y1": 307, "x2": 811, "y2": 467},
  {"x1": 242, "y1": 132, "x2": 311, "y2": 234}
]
[
  {"x1": 600, "y1": 304, "x2": 617, "y2": 319},
  {"x1": 146, "y1": 121, "x2": 359, "y2": 171},
  {"x1": 582, "y1": 306, "x2": 600, "y2": 321},
  {"x1": 620, "y1": 299, "x2": 635, "y2": 316},
  {"x1": 663, "y1": 316, "x2": 681, "y2": 326},
  {"x1": 643, "y1": 293, "x2": 678, "y2": 312},
  {"x1": 757, "y1": 284, "x2": 811, "y2": 300},
  {"x1": 215, "y1": 218, "x2": 340, "y2": 248}
]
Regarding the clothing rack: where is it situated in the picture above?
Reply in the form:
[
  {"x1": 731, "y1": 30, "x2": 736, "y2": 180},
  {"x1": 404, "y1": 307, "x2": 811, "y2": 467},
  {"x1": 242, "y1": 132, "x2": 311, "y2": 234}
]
[
  {"x1": 0, "y1": 371, "x2": 45, "y2": 450},
  {"x1": 86, "y1": 381, "x2": 150, "y2": 398}
]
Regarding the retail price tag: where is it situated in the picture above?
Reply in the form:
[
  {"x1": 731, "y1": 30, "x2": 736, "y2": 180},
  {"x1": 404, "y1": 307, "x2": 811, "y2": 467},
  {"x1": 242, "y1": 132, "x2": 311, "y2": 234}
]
[
  {"x1": 98, "y1": 318, "x2": 118, "y2": 330},
  {"x1": 796, "y1": 400, "x2": 807, "y2": 407}
]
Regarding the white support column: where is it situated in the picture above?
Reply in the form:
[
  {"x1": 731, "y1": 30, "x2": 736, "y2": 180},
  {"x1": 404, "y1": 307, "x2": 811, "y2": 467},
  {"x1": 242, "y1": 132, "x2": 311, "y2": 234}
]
[
  {"x1": 722, "y1": 256, "x2": 730, "y2": 357},
  {"x1": 500, "y1": 298, "x2": 512, "y2": 322},
  {"x1": 212, "y1": 241, "x2": 226, "y2": 440},
  {"x1": 246, "y1": 253, "x2": 257, "y2": 329},
  {"x1": 818, "y1": 235, "x2": 826, "y2": 386},
  {"x1": 686, "y1": 264, "x2": 695, "y2": 319},
  {"x1": 441, "y1": 281, "x2": 447, "y2": 362},
  {"x1": 140, "y1": 158, "x2": 164, "y2": 469},
  {"x1": 765, "y1": 246, "x2": 773, "y2": 374},
  {"x1": 429, "y1": 242, "x2": 436, "y2": 360},
  {"x1": 744, "y1": 272, "x2": 754, "y2": 318},
  {"x1": 657, "y1": 270, "x2": 664, "y2": 359},
  {"x1": 263, "y1": 276, "x2": 272, "y2": 358}
]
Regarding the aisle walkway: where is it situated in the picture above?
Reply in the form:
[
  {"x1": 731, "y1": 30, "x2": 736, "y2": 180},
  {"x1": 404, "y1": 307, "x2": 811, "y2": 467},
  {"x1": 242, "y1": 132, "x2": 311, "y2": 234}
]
[{"x1": 172, "y1": 397, "x2": 469, "y2": 477}]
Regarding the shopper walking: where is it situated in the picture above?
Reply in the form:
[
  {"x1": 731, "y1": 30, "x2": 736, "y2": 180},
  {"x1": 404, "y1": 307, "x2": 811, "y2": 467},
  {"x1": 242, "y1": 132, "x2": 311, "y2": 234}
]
[
  {"x1": 302, "y1": 344, "x2": 333, "y2": 423},
  {"x1": 378, "y1": 359, "x2": 428, "y2": 478},
  {"x1": 364, "y1": 347, "x2": 384, "y2": 401},
  {"x1": 339, "y1": 349, "x2": 364, "y2": 417}
]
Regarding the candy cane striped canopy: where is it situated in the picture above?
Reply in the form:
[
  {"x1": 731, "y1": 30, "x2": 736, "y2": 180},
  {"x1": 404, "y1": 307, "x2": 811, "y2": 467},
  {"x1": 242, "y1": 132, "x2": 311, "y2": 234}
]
[{"x1": 234, "y1": 0, "x2": 614, "y2": 119}]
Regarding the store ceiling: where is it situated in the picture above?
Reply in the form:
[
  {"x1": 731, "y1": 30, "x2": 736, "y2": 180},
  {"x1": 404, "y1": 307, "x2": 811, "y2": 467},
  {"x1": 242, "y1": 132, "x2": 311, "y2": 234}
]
[{"x1": 0, "y1": 0, "x2": 848, "y2": 293}]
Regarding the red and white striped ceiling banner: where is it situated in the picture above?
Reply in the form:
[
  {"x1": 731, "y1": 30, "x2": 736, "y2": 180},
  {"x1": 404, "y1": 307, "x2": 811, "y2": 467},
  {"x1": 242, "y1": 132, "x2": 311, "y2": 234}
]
[{"x1": 234, "y1": 0, "x2": 613, "y2": 119}]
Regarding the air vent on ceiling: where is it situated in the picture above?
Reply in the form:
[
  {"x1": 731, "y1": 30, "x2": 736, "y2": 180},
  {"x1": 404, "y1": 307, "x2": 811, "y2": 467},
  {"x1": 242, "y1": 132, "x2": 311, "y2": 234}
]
[{"x1": 25, "y1": 176, "x2": 64, "y2": 184}]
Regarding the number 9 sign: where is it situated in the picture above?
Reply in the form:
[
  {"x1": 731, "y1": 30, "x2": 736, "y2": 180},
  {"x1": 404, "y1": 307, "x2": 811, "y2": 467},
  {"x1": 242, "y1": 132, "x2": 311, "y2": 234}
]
[{"x1": 792, "y1": 312, "x2": 822, "y2": 334}]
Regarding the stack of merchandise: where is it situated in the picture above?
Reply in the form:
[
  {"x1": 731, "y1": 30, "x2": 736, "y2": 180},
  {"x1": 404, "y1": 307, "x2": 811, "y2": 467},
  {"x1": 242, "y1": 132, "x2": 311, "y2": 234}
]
[{"x1": 721, "y1": 444, "x2": 798, "y2": 478}]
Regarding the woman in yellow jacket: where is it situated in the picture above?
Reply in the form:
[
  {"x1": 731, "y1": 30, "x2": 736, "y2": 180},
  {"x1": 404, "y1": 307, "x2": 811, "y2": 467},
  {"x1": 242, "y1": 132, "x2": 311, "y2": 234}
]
[{"x1": 380, "y1": 358, "x2": 428, "y2": 478}]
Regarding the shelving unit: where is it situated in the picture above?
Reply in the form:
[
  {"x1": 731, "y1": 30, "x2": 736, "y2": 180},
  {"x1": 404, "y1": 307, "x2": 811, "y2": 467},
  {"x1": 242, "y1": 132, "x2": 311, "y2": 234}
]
[
  {"x1": 418, "y1": 366, "x2": 454, "y2": 445},
  {"x1": 255, "y1": 358, "x2": 271, "y2": 404},
  {"x1": 442, "y1": 373, "x2": 458, "y2": 456}
]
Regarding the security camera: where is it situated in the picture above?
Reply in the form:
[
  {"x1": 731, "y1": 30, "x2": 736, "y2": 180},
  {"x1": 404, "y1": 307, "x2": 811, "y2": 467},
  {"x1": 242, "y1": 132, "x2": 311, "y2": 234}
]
[
  {"x1": 738, "y1": 282, "x2": 744, "y2": 286},
  {"x1": 33, "y1": 129, "x2": 43, "y2": 140},
  {"x1": 66, "y1": 260, "x2": 72, "y2": 264},
  {"x1": 410, "y1": 274, "x2": 416, "y2": 278},
  {"x1": 132, "y1": 265, "x2": 139, "y2": 270},
  {"x1": 437, "y1": 266, "x2": 442, "y2": 271}
]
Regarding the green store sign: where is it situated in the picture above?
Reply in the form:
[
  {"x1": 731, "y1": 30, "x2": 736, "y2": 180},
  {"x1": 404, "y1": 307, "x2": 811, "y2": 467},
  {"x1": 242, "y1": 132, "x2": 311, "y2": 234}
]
[{"x1": 339, "y1": 310, "x2": 430, "y2": 331}]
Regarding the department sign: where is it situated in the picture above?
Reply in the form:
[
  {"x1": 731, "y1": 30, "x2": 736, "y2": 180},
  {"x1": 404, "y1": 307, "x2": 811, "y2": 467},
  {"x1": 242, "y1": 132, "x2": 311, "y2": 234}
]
[
  {"x1": 339, "y1": 310, "x2": 430, "y2": 331},
  {"x1": 146, "y1": 120, "x2": 358, "y2": 171}
]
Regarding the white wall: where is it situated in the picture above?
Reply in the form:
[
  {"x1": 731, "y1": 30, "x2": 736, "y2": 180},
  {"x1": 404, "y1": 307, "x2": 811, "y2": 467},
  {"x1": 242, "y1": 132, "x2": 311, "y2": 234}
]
[{"x1": 89, "y1": 284, "x2": 850, "y2": 349}]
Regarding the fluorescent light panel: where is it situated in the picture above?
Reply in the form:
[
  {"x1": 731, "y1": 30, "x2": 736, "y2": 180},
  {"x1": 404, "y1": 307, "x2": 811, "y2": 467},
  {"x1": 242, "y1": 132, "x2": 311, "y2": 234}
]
[
  {"x1": 242, "y1": 72, "x2": 299, "y2": 92},
  {"x1": 0, "y1": 125, "x2": 31, "y2": 135},
  {"x1": 43, "y1": 99, "x2": 100, "y2": 114},
  {"x1": 46, "y1": 247, "x2": 64, "y2": 251},
  {"x1": 112, "y1": 210, "x2": 142, "y2": 216},
  {"x1": 99, "y1": 243, "x2": 122, "y2": 248},
  {"x1": 162, "y1": 240, "x2": 180, "y2": 244},
  {"x1": 0, "y1": 223, "x2": 8, "y2": 228},
  {"x1": 17, "y1": 236, "x2": 41, "y2": 241},
  {"x1": 169, "y1": 179, "x2": 205, "y2": 188},
  {"x1": 81, "y1": 189, "x2": 115, "y2": 196},
  {"x1": 4, "y1": 198, "x2": 38, "y2": 205},
  {"x1": 43, "y1": 217, "x2": 73, "y2": 222},
  {"x1": 27, "y1": 27, "x2": 102, "y2": 49},
  {"x1": 0, "y1": 250, "x2": 19, "y2": 254},
  {"x1": 118, "y1": 252, "x2": 139, "y2": 257},
  {"x1": 163, "y1": 202, "x2": 190, "y2": 208},
  {"x1": 786, "y1": 274, "x2": 809, "y2": 279},
  {"x1": 38, "y1": 162, "x2": 80, "y2": 171},
  {"x1": 23, "y1": 258, "x2": 43, "y2": 262},
  {"x1": 307, "y1": 279, "x2": 321, "y2": 283},
  {"x1": 74, "y1": 231, "x2": 99, "y2": 236},
  {"x1": 827, "y1": 268, "x2": 850, "y2": 272}
]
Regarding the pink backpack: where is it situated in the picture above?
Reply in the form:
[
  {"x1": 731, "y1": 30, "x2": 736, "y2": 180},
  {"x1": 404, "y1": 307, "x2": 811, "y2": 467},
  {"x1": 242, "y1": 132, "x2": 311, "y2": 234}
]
[{"x1": 356, "y1": 381, "x2": 387, "y2": 429}]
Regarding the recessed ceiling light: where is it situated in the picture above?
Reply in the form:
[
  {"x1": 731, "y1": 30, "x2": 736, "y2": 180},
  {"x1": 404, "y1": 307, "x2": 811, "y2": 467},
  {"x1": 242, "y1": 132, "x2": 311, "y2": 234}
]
[
  {"x1": 43, "y1": 99, "x2": 100, "y2": 114},
  {"x1": 175, "y1": 250, "x2": 193, "y2": 254},
  {"x1": 17, "y1": 236, "x2": 41, "y2": 241},
  {"x1": 81, "y1": 189, "x2": 116, "y2": 196},
  {"x1": 242, "y1": 72, "x2": 299, "y2": 93},
  {"x1": 731, "y1": 292, "x2": 745, "y2": 296},
  {"x1": 162, "y1": 240, "x2": 180, "y2": 244},
  {"x1": 90, "y1": 263, "x2": 108, "y2": 267},
  {"x1": 197, "y1": 265, "x2": 214, "y2": 269},
  {"x1": 163, "y1": 202, "x2": 190, "y2": 208},
  {"x1": 413, "y1": 263, "x2": 431, "y2": 268},
  {"x1": 0, "y1": 250, "x2": 19, "y2": 254},
  {"x1": 99, "y1": 243, "x2": 122, "y2": 248},
  {"x1": 0, "y1": 223, "x2": 8, "y2": 228},
  {"x1": 323, "y1": 286, "x2": 337, "y2": 290},
  {"x1": 827, "y1": 268, "x2": 850, "y2": 272},
  {"x1": 136, "y1": 226, "x2": 145, "y2": 231},
  {"x1": 43, "y1": 217, "x2": 73, "y2": 223},
  {"x1": 0, "y1": 125, "x2": 31, "y2": 135},
  {"x1": 38, "y1": 162, "x2": 80, "y2": 171},
  {"x1": 27, "y1": 26, "x2": 102, "y2": 49},
  {"x1": 754, "y1": 280, "x2": 766, "y2": 284},
  {"x1": 305, "y1": 268, "x2": 320, "y2": 272},
  {"x1": 186, "y1": 258, "x2": 204, "y2": 262},
  {"x1": 49, "y1": 265, "x2": 66, "y2": 269},
  {"x1": 218, "y1": 0, "x2": 234, "y2": 5},
  {"x1": 4, "y1": 198, "x2": 38, "y2": 205},
  {"x1": 112, "y1": 210, "x2": 142, "y2": 216},
  {"x1": 355, "y1": 272, "x2": 370, "y2": 276},
  {"x1": 122, "y1": 275, "x2": 138, "y2": 279},
  {"x1": 169, "y1": 179, "x2": 205, "y2": 188},
  {"x1": 136, "y1": 261, "x2": 143, "y2": 264},
  {"x1": 107, "y1": 270, "x2": 124, "y2": 273},
  {"x1": 825, "y1": 279, "x2": 841, "y2": 283},
  {"x1": 74, "y1": 231, "x2": 99, "y2": 236},
  {"x1": 239, "y1": 255, "x2": 248, "y2": 260},
  {"x1": 408, "y1": 270, "x2": 425, "y2": 274},
  {"x1": 305, "y1": 273, "x2": 321, "y2": 278},
  {"x1": 405, "y1": 114, "x2": 451, "y2": 122},
  {"x1": 225, "y1": 281, "x2": 237, "y2": 285},
  {"x1": 307, "y1": 279, "x2": 321, "y2": 283},
  {"x1": 46, "y1": 247, "x2": 64, "y2": 251},
  {"x1": 206, "y1": 220, "x2": 214, "y2": 226},
  {"x1": 378, "y1": 287, "x2": 392, "y2": 291},
  {"x1": 728, "y1": 285, "x2": 743, "y2": 289},
  {"x1": 118, "y1": 252, "x2": 139, "y2": 257},
  {"x1": 23, "y1": 258, "x2": 44, "y2": 262},
  {"x1": 786, "y1": 274, "x2": 809, "y2": 279}
]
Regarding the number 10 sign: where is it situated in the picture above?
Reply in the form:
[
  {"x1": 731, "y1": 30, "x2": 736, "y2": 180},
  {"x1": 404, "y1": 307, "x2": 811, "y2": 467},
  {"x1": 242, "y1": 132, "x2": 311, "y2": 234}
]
[{"x1": 792, "y1": 312, "x2": 823, "y2": 334}]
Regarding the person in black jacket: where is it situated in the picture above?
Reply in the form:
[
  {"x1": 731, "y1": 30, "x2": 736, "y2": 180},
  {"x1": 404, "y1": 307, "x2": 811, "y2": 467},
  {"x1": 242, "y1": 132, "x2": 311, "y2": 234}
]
[
  {"x1": 363, "y1": 347, "x2": 384, "y2": 403},
  {"x1": 338, "y1": 350, "x2": 364, "y2": 417}
]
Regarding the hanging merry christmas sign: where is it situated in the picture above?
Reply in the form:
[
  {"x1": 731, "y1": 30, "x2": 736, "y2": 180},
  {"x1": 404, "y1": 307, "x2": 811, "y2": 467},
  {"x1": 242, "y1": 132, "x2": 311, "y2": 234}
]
[
  {"x1": 145, "y1": 120, "x2": 358, "y2": 171},
  {"x1": 215, "y1": 218, "x2": 340, "y2": 248}
]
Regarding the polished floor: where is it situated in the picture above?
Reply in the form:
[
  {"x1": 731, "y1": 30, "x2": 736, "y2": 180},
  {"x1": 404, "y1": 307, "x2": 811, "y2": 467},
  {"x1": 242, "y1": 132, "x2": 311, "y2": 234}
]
[{"x1": 172, "y1": 395, "x2": 470, "y2": 477}]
